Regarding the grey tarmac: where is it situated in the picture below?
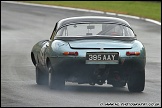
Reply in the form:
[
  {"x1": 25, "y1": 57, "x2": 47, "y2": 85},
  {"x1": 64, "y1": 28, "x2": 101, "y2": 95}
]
[{"x1": 1, "y1": 2, "x2": 161, "y2": 107}]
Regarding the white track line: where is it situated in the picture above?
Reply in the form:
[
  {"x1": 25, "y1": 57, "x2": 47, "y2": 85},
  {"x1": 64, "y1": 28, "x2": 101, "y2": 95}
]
[{"x1": 2, "y1": 1, "x2": 161, "y2": 26}]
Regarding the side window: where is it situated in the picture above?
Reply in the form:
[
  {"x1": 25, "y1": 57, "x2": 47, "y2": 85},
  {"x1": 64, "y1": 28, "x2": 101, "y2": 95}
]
[{"x1": 50, "y1": 23, "x2": 58, "y2": 40}]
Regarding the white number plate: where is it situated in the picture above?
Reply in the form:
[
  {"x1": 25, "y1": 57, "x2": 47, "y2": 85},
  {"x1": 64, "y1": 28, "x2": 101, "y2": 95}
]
[{"x1": 86, "y1": 52, "x2": 119, "y2": 64}]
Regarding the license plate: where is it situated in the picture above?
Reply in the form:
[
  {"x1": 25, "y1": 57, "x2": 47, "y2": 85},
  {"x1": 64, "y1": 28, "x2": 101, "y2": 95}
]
[{"x1": 86, "y1": 52, "x2": 119, "y2": 64}]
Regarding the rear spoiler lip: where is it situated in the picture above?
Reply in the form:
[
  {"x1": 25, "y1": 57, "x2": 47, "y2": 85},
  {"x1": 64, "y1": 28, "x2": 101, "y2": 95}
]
[
  {"x1": 69, "y1": 46, "x2": 132, "y2": 50},
  {"x1": 54, "y1": 36, "x2": 136, "y2": 41}
]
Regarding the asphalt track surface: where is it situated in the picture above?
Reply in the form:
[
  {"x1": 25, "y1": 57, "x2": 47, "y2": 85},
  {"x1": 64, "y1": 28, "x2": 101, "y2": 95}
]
[{"x1": 1, "y1": 2, "x2": 161, "y2": 107}]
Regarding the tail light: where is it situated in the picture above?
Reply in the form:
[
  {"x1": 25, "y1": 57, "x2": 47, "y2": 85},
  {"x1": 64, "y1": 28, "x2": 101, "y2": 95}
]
[
  {"x1": 63, "y1": 51, "x2": 78, "y2": 56},
  {"x1": 126, "y1": 51, "x2": 140, "y2": 56}
]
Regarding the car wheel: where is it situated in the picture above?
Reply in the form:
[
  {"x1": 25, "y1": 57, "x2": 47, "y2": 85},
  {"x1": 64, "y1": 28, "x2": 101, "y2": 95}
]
[
  {"x1": 48, "y1": 65, "x2": 65, "y2": 89},
  {"x1": 127, "y1": 69, "x2": 145, "y2": 92},
  {"x1": 36, "y1": 65, "x2": 48, "y2": 85}
]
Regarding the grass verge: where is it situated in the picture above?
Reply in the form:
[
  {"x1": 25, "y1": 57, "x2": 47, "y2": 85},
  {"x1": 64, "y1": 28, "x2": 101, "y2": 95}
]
[{"x1": 22, "y1": 1, "x2": 161, "y2": 22}]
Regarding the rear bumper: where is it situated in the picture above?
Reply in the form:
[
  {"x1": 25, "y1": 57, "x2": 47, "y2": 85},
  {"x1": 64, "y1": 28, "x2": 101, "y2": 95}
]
[
  {"x1": 49, "y1": 56, "x2": 146, "y2": 73},
  {"x1": 49, "y1": 56, "x2": 145, "y2": 83}
]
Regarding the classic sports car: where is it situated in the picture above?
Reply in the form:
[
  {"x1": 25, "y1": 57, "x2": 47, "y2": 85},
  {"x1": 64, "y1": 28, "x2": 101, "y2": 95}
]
[{"x1": 31, "y1": 16, "x2": 146, "y2": 92}]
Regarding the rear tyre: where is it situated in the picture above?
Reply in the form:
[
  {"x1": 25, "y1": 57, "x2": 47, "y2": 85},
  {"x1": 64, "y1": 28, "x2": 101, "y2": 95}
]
[
  {"x1": 36, "y1": 65, "x2": 48, "y2": 85},
  {"x1": 48, "y1": 65, "x2": 65, "y2": 89},
  {"x1": 127, "y1": 69, "x2": 145, "y2": 92}
]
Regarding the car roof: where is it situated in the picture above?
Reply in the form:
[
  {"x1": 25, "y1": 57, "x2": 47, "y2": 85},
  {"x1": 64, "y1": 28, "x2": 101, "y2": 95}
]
[{"x1": 56, "y1": 16, "x2": 131, "y2": 29}]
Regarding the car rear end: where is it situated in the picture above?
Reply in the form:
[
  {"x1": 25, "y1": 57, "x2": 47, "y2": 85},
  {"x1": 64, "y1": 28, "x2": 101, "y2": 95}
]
[
  {"x1": 49, "y1": 38, "x2": 145, "y2": 86},
  {"x1": 48, "y1": 18, "x2": 146, "y2": 92}
]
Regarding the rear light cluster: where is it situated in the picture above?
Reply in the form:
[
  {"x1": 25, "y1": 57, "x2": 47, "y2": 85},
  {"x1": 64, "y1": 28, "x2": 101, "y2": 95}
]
[
  {"x1": 63, "y1": 51, "x2": 140, "y2": 56},
  {"x1": 63, "y1": 52, "x2": 78, "y2": 56},
  {"x1": 126, "y1": 51, "x2": 140, "y2": 56}
]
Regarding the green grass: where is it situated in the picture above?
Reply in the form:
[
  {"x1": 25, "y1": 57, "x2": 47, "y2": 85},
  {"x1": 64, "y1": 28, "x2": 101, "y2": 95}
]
[{"x1": 23, "y1": 1, "x2": 161, "y2": 22}]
